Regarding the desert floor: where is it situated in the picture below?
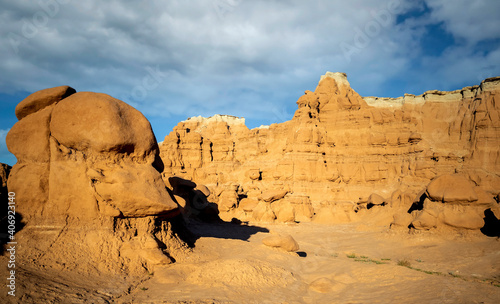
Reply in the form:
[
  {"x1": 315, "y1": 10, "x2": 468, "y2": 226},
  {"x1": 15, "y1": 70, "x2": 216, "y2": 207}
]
[{"x1": 2, "y1": 219, "x2": 500, "y2": 304}]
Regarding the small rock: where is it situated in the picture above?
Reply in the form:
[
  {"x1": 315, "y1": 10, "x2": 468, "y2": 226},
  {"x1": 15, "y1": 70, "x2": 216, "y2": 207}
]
[{"x1": 262, "y1": 234, "x2": 299, "y2": 252}]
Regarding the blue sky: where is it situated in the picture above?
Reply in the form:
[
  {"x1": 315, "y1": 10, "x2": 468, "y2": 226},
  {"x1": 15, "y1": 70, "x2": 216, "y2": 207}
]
[{"x1": 1, "y1": 0, "x2": 499, "y2": 165}]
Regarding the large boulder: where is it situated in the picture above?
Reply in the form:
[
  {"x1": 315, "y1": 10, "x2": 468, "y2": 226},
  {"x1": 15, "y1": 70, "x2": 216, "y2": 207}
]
[
  {"x1": 239, "y1": 198, "x2": 260, "y2": 212},
  {"x1": 50, "y1": 92, "x2": 157, "y2": 155},
  {"x1": 441, "y1": 206, "x2": 484, "y2": 229},
  {"x1": 426, "y1": 174, "x2": 478, "y2": 203},
  {"x1": 262, "y1": 234, "x2": 299, "y2": 252},
  {"x1": 262, "y1": 189, "x2": 288, "y2": 202},
  {"x1": 272, "y1": 200, "x2": 296, "y2": 223},
  {"x1": 252, "y1": 201, "x2": 276, "y2": 222}
]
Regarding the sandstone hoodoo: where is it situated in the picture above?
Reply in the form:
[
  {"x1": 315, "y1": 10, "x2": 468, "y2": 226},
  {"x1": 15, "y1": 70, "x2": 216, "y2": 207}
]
[
  {"x1": 160, "y1": 72, "x2": 500, "y2": 233},
  {"x1": 408, "y1": 174, "x2": 499, "y2": 231},
  {"x1": 6, "y1": 87, "x2": 188, "y2": 276}
]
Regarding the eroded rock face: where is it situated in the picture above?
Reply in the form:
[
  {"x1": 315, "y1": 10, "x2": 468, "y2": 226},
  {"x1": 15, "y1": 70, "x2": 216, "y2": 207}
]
[
  {"x1": 0, "y1": 163, "x2": 9, "y2": 190},
  {"x1": 0, "y1": 163, "x2": 12, "y2": 244},
  {"x1": 160, "y1": 72, "x2": 500, "y2": 231},
  {"x1": 6, "y1": 88, "x2": 185, "y2": 275},
  {"x1": 410, "y1": 174, "x2": 499, "y2": 231}
]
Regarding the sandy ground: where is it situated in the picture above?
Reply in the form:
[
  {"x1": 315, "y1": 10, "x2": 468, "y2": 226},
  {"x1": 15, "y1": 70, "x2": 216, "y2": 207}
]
[{"x1": 2, "y1": 220, "x2": 500, "y2": 303}]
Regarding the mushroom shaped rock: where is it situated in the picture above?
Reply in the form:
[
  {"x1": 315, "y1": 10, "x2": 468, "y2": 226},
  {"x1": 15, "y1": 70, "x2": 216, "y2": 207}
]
[
  {"x1": 6, "y1": 87, "x2": 183, "y2": 276},
  {"x1": 48, "y1": 91, "x2": 177, "y2": 218}
]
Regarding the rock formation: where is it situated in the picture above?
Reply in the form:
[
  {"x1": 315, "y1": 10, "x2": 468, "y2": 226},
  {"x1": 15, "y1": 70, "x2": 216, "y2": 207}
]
[
  {"x1": 406, "y1": 174, "x2": 500, "y2": 231},
  {"x1": 0, "y1": 163, "x2": 12, "y2": 245},
  {"x1": 6, "y1": 86, "x2": 188, "y2": 276},
  {"x1": 160, "y1": 72, "x2": 500, "y2": 233},
  {"x1": 262, "y1": 234, "x2": 300, "y2": 252}
]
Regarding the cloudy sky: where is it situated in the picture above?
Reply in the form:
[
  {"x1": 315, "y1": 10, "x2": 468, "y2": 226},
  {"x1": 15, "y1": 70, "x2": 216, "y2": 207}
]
[{"x1": 1, "y1": 0, "x2": 499, "y2": 165}]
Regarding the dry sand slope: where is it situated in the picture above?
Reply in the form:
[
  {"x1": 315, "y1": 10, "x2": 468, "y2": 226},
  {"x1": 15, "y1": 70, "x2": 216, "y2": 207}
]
[
  {"x1": 3, "y1": 219, "x2": 500, "y2": 303},
  {"x1": 115, "y1": 221, "x2": 500, "y2": 304}
]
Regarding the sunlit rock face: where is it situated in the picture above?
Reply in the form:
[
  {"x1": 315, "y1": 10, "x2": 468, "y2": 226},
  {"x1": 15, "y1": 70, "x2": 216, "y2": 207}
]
[
  {"x1": 160, "y1": 73, "x2": 500, "y2": 230},
  {"x1": 6, "y1": 87, "x2": 185, "y2": 275}
]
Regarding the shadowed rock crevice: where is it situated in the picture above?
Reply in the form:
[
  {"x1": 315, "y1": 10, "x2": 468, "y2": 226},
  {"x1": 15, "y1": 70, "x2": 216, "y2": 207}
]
[
  {"x1": 408, "y1": 192, "x2": 427, "y2": 214},
  {"x1": 481, "y1": 209, "x2": 500, "y2": 237}
]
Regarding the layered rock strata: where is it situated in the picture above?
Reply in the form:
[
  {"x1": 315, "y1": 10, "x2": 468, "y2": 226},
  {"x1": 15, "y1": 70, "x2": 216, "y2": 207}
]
[{"x1": 160, "y1": 72, "x2": 500, "y2": 231}]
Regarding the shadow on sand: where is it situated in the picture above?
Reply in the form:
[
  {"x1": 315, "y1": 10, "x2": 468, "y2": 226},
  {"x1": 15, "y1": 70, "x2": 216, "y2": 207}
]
[{"x1": 186, "y1": 218, "x2": 270, "y2": 245}]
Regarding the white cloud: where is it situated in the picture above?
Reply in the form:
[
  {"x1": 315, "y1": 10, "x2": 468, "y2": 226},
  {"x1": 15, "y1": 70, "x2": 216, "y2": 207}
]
[
  {"x1": 425, "y1": 0, "x2": 500, "y2": 44},
  {"x1": 383, "y1": 0, "x2": 500, "y2": 93},
  {"x1": 421, "y1": 45, "x2": 500, "y2": 89},
  {"x1": 0, "y1": 0, "x2": 498, "y2": 131}
]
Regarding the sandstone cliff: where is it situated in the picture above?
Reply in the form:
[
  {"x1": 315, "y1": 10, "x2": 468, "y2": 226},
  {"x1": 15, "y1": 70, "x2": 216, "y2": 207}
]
[{"x1": 160, "y1": 72, "x2": 500, "y2": 231}]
